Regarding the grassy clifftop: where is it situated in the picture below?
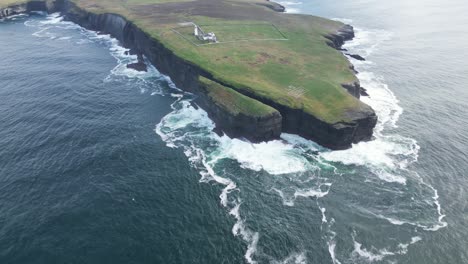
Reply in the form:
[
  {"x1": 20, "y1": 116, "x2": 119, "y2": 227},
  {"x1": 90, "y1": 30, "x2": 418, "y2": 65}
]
[
  {"x1": 0, "y1": 0, "x2": 364, "y2": 124},
  {"x1": 75, "y1": 0, "x2": 359, "y2": 123}
]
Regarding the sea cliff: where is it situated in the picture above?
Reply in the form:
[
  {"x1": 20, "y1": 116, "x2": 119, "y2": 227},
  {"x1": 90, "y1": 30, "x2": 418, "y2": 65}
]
[{"x1": 0, "y1": 0, "x2": 377, "y2": 149}]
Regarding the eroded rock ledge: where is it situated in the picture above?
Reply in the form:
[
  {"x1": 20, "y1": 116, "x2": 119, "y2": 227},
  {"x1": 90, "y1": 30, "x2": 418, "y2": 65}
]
[{"x1": 0, "y1": 0, "x2": 377, "y2": 149}]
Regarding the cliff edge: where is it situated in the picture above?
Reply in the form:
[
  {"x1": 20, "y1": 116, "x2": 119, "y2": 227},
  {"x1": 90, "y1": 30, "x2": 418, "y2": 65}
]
[{"x1": 0, "y1": 0, "x2": 377, "y2": 149}]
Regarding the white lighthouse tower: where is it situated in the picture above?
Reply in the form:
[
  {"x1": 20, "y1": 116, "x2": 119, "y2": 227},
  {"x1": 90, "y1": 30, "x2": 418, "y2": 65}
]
[{"x1": 193, "y1": 23, "x2": 217, "y2": 43}]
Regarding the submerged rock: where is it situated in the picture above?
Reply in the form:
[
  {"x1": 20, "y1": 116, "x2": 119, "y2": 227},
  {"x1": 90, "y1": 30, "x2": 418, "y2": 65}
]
[
  {"x1": 126, "y1": 61, "x2": 147, "y2": 72},
  {"x1": 126, "y1": 53, "x2": 147, "y2": 72},
  {"x1": 360, "y1": 87, "x2": 369, "y2": 97},
  {"x1": 346, "y1": 53, "x2": 366, "y2": 61}
]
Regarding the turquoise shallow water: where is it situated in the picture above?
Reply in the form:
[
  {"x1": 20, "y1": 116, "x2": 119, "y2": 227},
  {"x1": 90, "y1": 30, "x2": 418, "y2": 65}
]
[{"x1": 0, "y1": 1, "x2": 467, "y2": 262}]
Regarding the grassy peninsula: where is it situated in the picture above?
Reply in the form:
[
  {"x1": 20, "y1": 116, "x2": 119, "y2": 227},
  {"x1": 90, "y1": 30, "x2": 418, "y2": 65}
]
[
  {"x1": 76, "y1": 0, "x2": 361, "y2": 123},
  {"x1": 0, "y1": 0, "x2": 377, "y2": 148}
]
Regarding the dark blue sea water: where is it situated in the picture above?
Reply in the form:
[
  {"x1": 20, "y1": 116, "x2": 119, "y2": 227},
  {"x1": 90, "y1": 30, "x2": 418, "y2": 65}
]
[{"x1": 1, "y1": 0, "x2": 467, "y2": 263}]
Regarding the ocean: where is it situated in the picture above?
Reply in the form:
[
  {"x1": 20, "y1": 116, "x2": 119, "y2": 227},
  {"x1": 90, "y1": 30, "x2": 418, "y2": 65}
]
[{"x1": 0, "y1": 0, "x2": 467, "y2": 263}]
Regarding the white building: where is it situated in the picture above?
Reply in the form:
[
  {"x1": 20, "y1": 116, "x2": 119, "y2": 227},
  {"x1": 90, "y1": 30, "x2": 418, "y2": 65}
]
[{"x1": 193, "y1": 24, "x2": 217, "y2": 43}]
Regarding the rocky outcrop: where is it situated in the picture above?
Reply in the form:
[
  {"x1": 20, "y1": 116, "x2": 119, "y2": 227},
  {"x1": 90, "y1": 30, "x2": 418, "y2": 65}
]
[
  {"x1": 1, "y1": 0, "x2": 377, "y2": 149},
  {"x1": 326, "y1": 25, "x2": 369, "y2": 99},
  {"x1": 207, "y1": 109, "x2": 282, "y2": 142},
  {"x1": 127, "y1": 53, "x2": 147, "y2": 72},
  {"x1": 325, "y1": 24, "x2": 355, "y2": 49},
  {"x1": 342, "y1": 82, "x2": 369, "y2": 98},
  {"x1": 360, "y1": 87, "x2": 369, "y2": 96},
  {"x1": 127, "y1": 61, "x2": 147, "y2": 72},
  {"x1": 346, "y1": 53, "x2": 366, "y2": 61},
  {"x1": 342, "y1": 81, "x2": 366, "y2": 99},
  {"x1": 321, "y1": 24, "x2": 377, "y2": 146}
]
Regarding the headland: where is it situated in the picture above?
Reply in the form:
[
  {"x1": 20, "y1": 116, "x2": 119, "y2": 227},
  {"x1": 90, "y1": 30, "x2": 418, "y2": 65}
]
[{"x1": 0, "y1": 0, "x2": 377, "y2": 149}]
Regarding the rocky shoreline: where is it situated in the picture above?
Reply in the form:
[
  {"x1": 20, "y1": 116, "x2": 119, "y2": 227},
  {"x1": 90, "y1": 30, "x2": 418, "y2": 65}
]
[{"x1": 0, "y1": 0, "x2": 377, "y2": 149}]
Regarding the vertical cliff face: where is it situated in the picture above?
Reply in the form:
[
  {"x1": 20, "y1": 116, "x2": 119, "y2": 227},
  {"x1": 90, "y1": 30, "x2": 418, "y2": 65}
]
[
  {"x1": 1, "y1": 0, "x2": 377, "y2": 149},
  {"x1": 225, "y1": 90, "x2": 377, "y2": 150},
  {"x1": 196, "y1": 77, "x2": 282, "y2": 142},
  {"x1": 325, "y1": 24, "x2": 355, "y2": 49},
  {"x1": 342, "y1": 82, "x2": 362, "y2": 99},
  {"x1": 122, "y1": 22, "x2": 203, "y2": 92}
]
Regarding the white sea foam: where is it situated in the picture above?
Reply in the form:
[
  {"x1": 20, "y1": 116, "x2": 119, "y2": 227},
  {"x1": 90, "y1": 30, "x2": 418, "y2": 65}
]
[
  {"x1": 352, "y1": 241, "x2": 395, "y2": 262},
  {"x1": 272, "y1": 188, "x2": 295, "y2": 206},
  {"x1": 273, "y1": 252, "x2": 307, "y2": 264},
  {"x1": 156, "y1": 98, "x2": 320, "y2": 176},
  {"x1": 352, "y1": 233, "x2": 423, "y2": 262},
  {"x1": 322, "y1": 223, "x2": 341, "y2": 264},
  {"x1": 278, "y1": 1, "x2": 302, "y2": 13},
  {"x1": 328, "y1": 241, "x2": 341, "y2": 264},
  {"x1": 343, "y1": 27, "x2": 393, "y2": 57},
  {"x1": 1, "y1": 13, "x2": 27, "y2": 21},
  {"x1": 424, "y1": 186, "x2": 448, "y2": 231},
  {"x1": 155, "y1": 97, "x2": 266, "y2": 263},
  {"x1": 203, "y1": 147, "x2": 260, "y2": 264},
  {"x1": 29, "y1": 11, "x2": 47, "y2": 16},
  {"x1": 281, "y1": 133, "x2": 323, "y2": 152},
  {"x1": 39, "y1": 12, "x2": 64, "y2": 25},
  {"x1": 320, "y1": 206, "x2": 328, "y2": 223},
  {"x1": 154, "y1": 93, "x2": 341, "y2": 263},
  {"x1": 314, "y1": 23, "x2": 448, "y2": 262},
  {"x1": 320, "y1": 27, "x2": 416, "y2": 186},
  {"x1": 32, "y1": 26, "x2": 53, "y2": 38},
  {"x1": 374, "y1": 209, "x2": 447, "y2": 232},
  {"x1": 294, "y1": 184, "x2": 330, "y2": 199},
  {"x1": 327, "y1": 233, "x2": 342, "y2": 264},
  {"x1": 397, "y1": 236, "x2": 422, "y2": 254},
  {"x1": 284, "y1": 8, "x2": 300, "y2": 14},
  {"x1": 76, "y1": 39, "x2": 92, "y2": 45},
  {"x1": 216, "y1": 135, "x2": 310, "y2": 175}
]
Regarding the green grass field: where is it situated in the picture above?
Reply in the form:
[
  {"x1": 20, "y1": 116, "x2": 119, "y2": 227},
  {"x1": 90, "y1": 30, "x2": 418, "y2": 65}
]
[
  {"x1": 173, "y1": 23, "x2": 286, "y2": 46},
  {"x1": 200, "y1": 24, "x2": 286, "y2": 42},
  {"x1": 1, "y1": 0, "x2": 364, "y2": 123}
]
